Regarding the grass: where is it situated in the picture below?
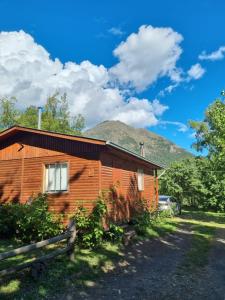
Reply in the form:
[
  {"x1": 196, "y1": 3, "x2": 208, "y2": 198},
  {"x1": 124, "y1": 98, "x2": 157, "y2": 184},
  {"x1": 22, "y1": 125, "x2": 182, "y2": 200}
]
[
  {"x1": 0, "y1": 214, "x2": 177, "y2": 300},
  {"x1": 178, "y1": 210, "x2": 225, "y2": 272},
  {"x1": 136, "y1": 217, "x2": 178, "y2": 239},
  {"x1": 0, "y1": 241, "x2": 123, "y2": 299}
]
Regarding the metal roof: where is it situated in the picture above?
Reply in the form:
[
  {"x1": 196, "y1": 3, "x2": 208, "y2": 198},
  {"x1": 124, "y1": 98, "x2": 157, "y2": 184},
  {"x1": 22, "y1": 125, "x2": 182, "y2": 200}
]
[{"x1": 106, "y1": 141, "x2": 164, "y2": 169}]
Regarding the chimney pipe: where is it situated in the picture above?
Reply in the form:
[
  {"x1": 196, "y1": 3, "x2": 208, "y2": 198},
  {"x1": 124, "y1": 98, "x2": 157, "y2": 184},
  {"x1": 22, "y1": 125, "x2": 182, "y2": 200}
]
[
  {"x1": 139, "y1": 142, "x2": 145, "y2": 157},
  {"x1": 38, "y1": 107, "x2": 43, "y2": 130}
]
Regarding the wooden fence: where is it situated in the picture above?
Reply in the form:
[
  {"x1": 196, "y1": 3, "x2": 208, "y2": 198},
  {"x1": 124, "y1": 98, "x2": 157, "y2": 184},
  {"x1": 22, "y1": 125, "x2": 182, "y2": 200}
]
[{"x1": 0, "y1": 220, "x2": 76, "y2": 278}]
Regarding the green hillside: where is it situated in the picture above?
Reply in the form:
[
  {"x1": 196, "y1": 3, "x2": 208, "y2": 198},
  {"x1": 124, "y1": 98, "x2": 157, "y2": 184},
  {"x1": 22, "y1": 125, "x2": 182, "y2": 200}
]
[{"x1": 85, "y1": 120, "x2": 192, "y2": 166}]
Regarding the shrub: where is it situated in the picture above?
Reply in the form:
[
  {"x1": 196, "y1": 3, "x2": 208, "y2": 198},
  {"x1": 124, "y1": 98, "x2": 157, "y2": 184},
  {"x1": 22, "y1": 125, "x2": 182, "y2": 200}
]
[
  {"x1": 158, "y1": 208, "x2": 174, "y2": 218},
  {"x1": 74, "y1": 197, "x2": 125, "y2": 248},
  {"x1": 134, "y1": 211, "x2": 152, "y2": 236},
  {"x1": 74, "y1": 199, "x2": 107, "y2": 248},
  {"x1": 104, "y1": 223, "x2": 124, "y2": 242},
  {"x1": 0, "y1": 193, "x2": 63, "y2": 242}
]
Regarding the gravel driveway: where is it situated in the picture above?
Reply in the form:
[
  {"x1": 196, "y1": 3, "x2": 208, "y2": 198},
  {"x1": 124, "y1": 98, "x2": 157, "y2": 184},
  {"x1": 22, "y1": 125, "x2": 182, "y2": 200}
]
[{"x1": 56, "y1": 217, "x2": 225, "y2": 300}]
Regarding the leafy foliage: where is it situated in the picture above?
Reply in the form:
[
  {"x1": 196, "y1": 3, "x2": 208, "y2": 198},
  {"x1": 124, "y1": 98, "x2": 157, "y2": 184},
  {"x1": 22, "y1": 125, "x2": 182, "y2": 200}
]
[
  {"x1": 0, "y1": 194, "x2": 63, "y2": 242},
  {"x1": 190, "y1": 99, "x2": 225, "y2": 155},
  {"x1": 160, "y1": 98, "x2": 225, "y2": 212},
  {"x1": 0, "y1": 97, "x2": 19, "y2": 129},
  {"x1": 73, "y1": 199, "x2": 107, "y2": 248},
  {"x1": 0, "y1": 93, "x2": 85, "y2": 135},
  {"x1": 73, "y1": 197, "x2": 124, "y2": 248},
  {"x1": 160, "y1": 158, "x2": 207, "y2": 207},
  {"x1": 133, "y1": 198, "x2": 158, "y2": 236},
  {"x1": 104, "y1": 223, "x2": 124, "y2": 242}
]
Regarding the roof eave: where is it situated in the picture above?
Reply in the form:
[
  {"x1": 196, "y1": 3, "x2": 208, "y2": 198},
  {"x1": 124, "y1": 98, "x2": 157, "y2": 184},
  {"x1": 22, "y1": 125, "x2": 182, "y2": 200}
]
[{"x1": 106, "y1": 141, "x2": 164, "y2": 169}]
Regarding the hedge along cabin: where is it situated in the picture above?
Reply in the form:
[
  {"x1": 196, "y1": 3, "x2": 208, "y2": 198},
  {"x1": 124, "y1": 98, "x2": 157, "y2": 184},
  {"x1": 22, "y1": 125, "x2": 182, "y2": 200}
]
[{"x1": 0, "y1": 126, "x2": 163, "y2": 222}]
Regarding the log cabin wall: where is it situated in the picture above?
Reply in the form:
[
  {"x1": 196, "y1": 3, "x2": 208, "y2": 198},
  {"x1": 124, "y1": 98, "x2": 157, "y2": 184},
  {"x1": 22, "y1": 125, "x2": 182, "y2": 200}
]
[
  {"x1": 0, "y1": 132, "x2": 101, "y2": 216},
  {"x1": 100, "y1": 151, "x2": 158, "y2": 222}
]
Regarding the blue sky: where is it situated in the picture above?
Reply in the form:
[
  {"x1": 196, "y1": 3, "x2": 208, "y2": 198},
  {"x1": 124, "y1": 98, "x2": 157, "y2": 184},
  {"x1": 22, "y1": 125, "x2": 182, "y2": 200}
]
[{"x1": 0, "y1": 0, "x2": 225, "y2": 153}]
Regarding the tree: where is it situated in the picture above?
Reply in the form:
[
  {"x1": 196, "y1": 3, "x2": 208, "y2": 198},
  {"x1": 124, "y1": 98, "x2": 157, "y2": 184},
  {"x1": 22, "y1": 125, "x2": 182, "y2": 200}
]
[
  {"x1": 190, "y1": 98, "x2": 225, "y2": 211},
  {"x1": 160, "y1": 158, "x2": 208, "y2": 208},
  {"x1": 18, "y1": 106, "x2": 38, "y2": 128},
  {"x1": 190, "y1": 99, "x2": 225, "y2": 156},
  {"x1": 0, "y1": 93, "x2": 85, "y2": 135},
  {"x1": 160, "y1": 97, "x2": 225, "y2": 212},
  {"x1": 0, "y1": 97, "x2": 19, "y2": 129},
  {"x1": 41, "y1": 93, "x2": 85, "y2": 135}
]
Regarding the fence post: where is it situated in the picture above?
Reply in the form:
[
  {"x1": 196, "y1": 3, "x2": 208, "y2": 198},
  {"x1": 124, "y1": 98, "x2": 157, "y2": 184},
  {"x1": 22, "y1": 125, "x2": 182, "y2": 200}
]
[{"x1": 67, "y1": 219, "x2": 76, "y2": 262}]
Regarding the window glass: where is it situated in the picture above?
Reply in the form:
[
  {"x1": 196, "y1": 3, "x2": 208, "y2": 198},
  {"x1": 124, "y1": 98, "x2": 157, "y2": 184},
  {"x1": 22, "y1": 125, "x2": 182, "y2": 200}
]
[
  {"x1": 61, "y1": 163, "x2": 68, "y2": 191},
  {"x1": 48, "y1": 165, "x2": 55, "y2": 191},
  {"x1": 55, "y1": 164, "x2": 61, "y2": 190},
  {"x1": 137, "y1": 169, "x2": 144, "y2": 191},
  {"x1": 45, "y1": 163, "x2": 68, "y2": 192}
]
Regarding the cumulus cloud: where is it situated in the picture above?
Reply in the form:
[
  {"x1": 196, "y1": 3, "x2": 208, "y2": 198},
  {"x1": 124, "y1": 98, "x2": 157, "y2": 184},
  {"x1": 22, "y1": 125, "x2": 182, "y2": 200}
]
[
  {"x1": 111, "y1": 99, "x2": 168, "y2": 127},
  {"x1": 0, "y1": 30, "x2": 169, "y2": 128},
  {"x1": 187, "y1": 63, "x2": 205, "y2": 80},
  {"x1": 110, "y1": 25, "x2": 183, "y2": 91},
  {"x1": 199, "y1": 46, "x2": 225, "y2": 61}
]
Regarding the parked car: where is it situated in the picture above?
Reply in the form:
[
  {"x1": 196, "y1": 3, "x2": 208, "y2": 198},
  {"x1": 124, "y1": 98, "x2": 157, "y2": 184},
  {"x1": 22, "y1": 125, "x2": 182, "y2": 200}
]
[{"x1": 158, "y1": 195, "x2": 181, "y2": 215}]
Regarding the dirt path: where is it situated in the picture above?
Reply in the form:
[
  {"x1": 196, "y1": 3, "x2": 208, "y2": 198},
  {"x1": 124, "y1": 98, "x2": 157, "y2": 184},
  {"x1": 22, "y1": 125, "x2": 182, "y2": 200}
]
[
  {"x1": 55, "y1": 216, "x2": 225, "y2": 300},
  {"x1": 56, "y1": 222, "x2": 195, "y2": 300}
]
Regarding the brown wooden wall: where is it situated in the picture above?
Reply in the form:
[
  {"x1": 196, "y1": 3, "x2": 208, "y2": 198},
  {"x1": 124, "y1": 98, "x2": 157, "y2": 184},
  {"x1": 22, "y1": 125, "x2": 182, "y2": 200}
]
[
  {"x1": 100, "y1": 151, "x2": 158, "y2": 222},
  {"x1": 0, "y1": 132, "x2": 101, "y2": 216},
  {"x1": 0, "y1": 131, "x2": 158, "y2": 222}
]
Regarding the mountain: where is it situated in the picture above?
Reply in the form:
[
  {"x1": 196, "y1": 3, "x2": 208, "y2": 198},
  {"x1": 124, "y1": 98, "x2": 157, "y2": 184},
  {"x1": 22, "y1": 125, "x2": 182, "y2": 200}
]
[{"x1": 84, "y1": 120, "x2": 192, "y2": 166}]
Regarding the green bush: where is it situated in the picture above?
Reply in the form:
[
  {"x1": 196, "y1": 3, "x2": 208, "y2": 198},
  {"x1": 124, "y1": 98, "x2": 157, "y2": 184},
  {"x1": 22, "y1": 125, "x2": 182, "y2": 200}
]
[
  {"x1": 104, "y1": 223, "x2": 124, "y2": 242},
  {"x1": 0, "y1": 193, "x2": 63, "y2": 242},
  {"x1": 74, "y1": 199, "x2": 107, "y2": 248},
  {"x1": 158, "y1": 208, "x2": 174, "y2": 218},
  {"x1": 134, "y1": 211, "x2": 152, "y2": 236},
  {"x1": 74, "y1": 198, "x2": 125, "y2": 248},
  {"x1": 0, "y1": 204, "x2": 19, "y2": 238}
]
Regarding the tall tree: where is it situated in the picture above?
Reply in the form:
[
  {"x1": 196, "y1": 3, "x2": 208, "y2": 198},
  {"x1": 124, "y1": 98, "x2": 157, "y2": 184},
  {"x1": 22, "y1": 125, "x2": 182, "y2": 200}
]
[
  {"x1": 18, "y1": 106, "x2": 38, "y2": 128},
  {"x1": 190, "y1": 99, "x2": 225, "y2": 156},
  {"x1": 0, "y1": 97, "x2": 19, "y2": 129},
  {"x1": 41, "y1": 93, "x2": 85, "y2": 134},
  {"x1": 160, "y1": 97, "x2": 225, "y2": 212},
  {"x1": 189, "y1": 98, "x2": 225, "y2": 211},
  {"x1": 1, "y1": 93, "x2": 85, "y2": 135}
]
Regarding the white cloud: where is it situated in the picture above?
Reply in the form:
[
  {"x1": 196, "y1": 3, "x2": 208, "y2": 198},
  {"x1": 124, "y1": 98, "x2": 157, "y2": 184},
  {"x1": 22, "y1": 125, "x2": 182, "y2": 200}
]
[
  {"x1": 108, "y1": 27, "x2": 125, "y2": 36},
  {"x1": 187, "y1": 63, "x2": 205, "y2": 80},
  {"x1": 0, "y1": 30, "x2": 168, "y2": 128},
  {"x1": 161, "y1": 121, "x2": 188, "y2": 132},
  {"x1": 110, "y1": 25, "x2": 183, "y2": 91},
  {"x1": 111, "y1": 98, "x2": 168, "y2": 127},
  {"x1": 199, "y1": 46, "x2": 225, "y2": 61}
]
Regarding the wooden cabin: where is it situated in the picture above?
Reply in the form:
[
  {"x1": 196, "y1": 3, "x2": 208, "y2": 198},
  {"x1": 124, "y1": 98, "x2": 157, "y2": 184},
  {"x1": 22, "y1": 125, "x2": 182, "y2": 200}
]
[{"x1": 0, "y1": 126, "x2": 162, "y2": 222}]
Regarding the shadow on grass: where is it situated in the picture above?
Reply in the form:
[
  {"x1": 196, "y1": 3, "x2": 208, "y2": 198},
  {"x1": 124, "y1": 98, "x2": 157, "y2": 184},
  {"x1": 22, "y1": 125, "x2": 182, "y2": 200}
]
[
  {"x1": 0, "y1": 241, "x2": 123, "y2": 300},
  {"x1": 181, "y1": 209, "x2": 225, "y2": 224},
  {"x1": 176, "y1": 210, "x2": 225, "y2": 273}
]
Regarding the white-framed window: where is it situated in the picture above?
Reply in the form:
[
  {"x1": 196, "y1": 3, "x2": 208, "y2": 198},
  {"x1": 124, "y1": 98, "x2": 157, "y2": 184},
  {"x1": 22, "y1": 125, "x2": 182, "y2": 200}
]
[
  {"x1": 137, "y1": 169, "x2": 144, "y2": 191},
  {"x1": 45, "y1": 163, "x2": 68, "y2": 193}
]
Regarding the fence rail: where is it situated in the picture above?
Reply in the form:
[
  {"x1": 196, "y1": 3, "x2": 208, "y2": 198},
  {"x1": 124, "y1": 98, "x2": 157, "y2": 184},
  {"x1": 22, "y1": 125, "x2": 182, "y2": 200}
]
[{"x1": 0, "y1": 219, "x2": 76, "y2": 278}]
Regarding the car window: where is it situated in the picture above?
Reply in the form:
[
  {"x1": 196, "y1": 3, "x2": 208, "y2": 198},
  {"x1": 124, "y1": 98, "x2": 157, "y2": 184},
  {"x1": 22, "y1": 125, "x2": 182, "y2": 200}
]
[{"x1": 159, "y1": 196, "x2": 169, "y2": 202}]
